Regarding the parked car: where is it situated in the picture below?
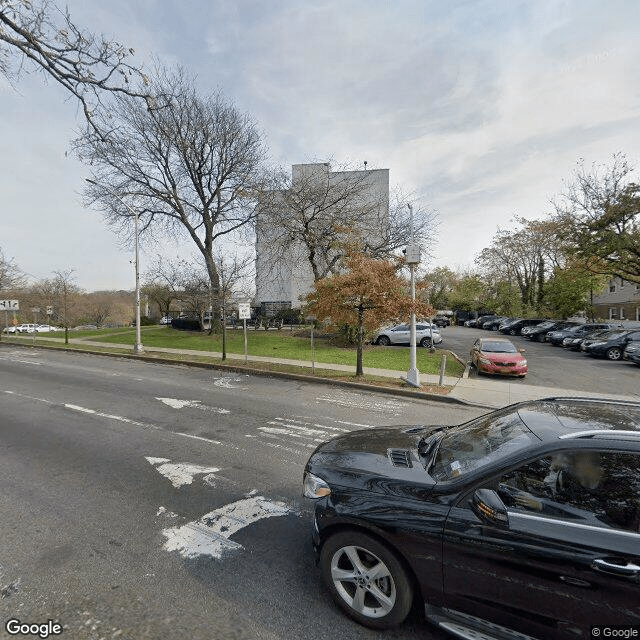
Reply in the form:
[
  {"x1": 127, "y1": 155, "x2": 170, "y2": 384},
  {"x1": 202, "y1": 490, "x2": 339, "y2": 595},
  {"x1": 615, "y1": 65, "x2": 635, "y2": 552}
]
[
  {"x1": 3, "y1": 326, "x2": 17, "y2": 333},
  {"x1": 562, "y1": 327, "x2": 612, "y2": 351},
  {"x1": 35, "y1": 324, "x2": 60, "y2": 332},
  {"x1": 303, "y1": 397, "x2": 640, "y2": 637},
  {"x1": 499, "y1": 318, "x2": 543, "y2": 336},
  {"x1": 470, "y1": 314, "x2": 497, "y2": 328},
  {"x1": 159, "y1": 316, "x2": 172, "y2": 325},
  {"x1": 15, "y1": 323, "x2": 36, "y2": 333},
  {"x1": 624, "y1": 340, "x2": 640, "y2": 365},
  {"x1": 433, "y1": 315, "x2": 450, "y2": 327},
  {"x1": 523, "y1": 320, "x2": 580, "y2": 342},
  {"x1": 581, "y1": 329, "x2": 640, "y2": 360},
  {"x1": 481, "y1": 316, "x2": 509, "y2": 331},
  {"x1": 470, "y1": 337, "x2": 527, "y2": 377},
  {"x1": 374, "y1": 323, "x2": 442, "y2": 347},
  {"x1": 547, "y1": 323, "x2": 617, "y2": 346}
]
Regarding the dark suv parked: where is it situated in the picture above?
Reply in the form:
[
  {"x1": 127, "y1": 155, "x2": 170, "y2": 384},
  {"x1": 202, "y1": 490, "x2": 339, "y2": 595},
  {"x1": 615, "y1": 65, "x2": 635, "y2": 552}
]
[
  {"x1": 547, "y1": 323, "x2": 617, "y2": 346},
  {"x1": 581, "y1": 329, "x2": 640, "y2": 360},
  {"x1": 523, "y1": 320, "x2": 579, "y2": 342},
  {"x1": 481, "y1": 316, "x2": 509, "y2": 330},
  {"x1": 624, "y1": 340, "x2": 640, "y2": 365},
  {"x1": 303, "y1": 397, "x2": 640, "y2": 638},
  {"x1": 499, "y1": 318, "x2": 544, "y2": 336}
]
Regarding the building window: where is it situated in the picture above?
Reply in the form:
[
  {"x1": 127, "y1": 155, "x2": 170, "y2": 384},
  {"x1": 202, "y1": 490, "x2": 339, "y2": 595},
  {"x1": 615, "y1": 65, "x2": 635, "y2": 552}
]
[
  {"x1": 636, "y1": 307, "x2": 640, "y2": 321},
  {"x1": 609, "y1": 283, "x2": 616, "y2": 293},
  {"x1": 620, "y1": 307, "x2": 625, "y2": 320},
  {"x1": 609, "y1": 308, "x2": 617, "y2": 319}
]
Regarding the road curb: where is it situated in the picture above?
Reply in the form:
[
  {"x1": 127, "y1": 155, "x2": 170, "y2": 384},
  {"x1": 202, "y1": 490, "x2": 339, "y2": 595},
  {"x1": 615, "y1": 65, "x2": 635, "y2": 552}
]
[{"x1": 1, "y1": 341, "x2": 479, "y2": 407}]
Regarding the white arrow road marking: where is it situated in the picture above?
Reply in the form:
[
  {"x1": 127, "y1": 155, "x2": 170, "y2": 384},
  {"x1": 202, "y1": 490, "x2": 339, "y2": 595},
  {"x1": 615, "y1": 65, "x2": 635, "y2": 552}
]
[
  {"x1": 316, "y1": 391, "x2": 406, "y2": 415},
  {"x1": 213, "y1": 377, "x2": 243, "y2": 389},
  {"x1": 156, "y1": 397, "x2": 230, "y2": 414},
  {"x1": 161, "y1": 496, "x2": 294, "y2": 559},
  {"x1": 146, "y1": 456, "x2": 221, "y2": 488}
]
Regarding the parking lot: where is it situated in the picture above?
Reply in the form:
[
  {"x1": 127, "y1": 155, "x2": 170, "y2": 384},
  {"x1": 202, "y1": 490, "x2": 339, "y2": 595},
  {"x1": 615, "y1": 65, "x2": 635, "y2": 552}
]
[{"x1": 440, "y1": 325, "x2": 639, "y2": 398}]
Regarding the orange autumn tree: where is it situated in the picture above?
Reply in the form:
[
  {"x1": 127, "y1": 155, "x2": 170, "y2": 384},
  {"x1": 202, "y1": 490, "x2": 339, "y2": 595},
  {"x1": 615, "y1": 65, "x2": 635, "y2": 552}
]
[{"x1": 307, "y1": 253, "x2": 435, "y2": 376}]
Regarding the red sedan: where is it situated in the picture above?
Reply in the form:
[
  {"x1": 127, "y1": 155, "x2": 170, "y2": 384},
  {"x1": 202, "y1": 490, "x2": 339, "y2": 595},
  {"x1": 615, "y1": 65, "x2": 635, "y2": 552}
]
[{"x1": 470, "y1": 337, "x2": 528, "y2": 377}]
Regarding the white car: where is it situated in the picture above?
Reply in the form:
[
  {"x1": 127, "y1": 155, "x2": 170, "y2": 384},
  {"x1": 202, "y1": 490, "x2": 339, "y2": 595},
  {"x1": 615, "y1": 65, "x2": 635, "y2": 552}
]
[
  {"x1": 15, "y1": 323, "x2": 36, "y2": 333},
  {"x1": 35, "y1": 324, "x2": 58, "y2": 332},
  {"x1": 374, "y1": 323, "x2": 442, "y2": 347}
]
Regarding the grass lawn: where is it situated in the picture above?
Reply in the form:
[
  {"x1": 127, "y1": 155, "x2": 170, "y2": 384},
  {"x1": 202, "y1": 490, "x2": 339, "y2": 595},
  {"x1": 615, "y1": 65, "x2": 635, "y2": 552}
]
[{"x1": 56, "y1": 325, "x2": 465, "y2": 377}]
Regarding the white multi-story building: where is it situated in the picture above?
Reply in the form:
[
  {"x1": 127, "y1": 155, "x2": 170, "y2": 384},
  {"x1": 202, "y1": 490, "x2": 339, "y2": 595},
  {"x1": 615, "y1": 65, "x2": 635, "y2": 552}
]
[{"x1": 255, "y1": 163, "x2": 389, "y2": 316}]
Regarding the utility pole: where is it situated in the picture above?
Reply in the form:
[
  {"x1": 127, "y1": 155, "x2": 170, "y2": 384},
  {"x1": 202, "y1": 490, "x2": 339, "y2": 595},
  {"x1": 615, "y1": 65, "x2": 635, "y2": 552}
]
[{"x1": 402, "y1": 203, "x2": 421, "y2": 388}]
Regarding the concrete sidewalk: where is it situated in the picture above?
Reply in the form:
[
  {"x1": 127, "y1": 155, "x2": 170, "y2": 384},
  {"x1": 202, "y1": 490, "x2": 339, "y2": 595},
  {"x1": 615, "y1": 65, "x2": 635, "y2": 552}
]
[{"x1": 5, "y1": 335, "x2": 639, "y2": 409}]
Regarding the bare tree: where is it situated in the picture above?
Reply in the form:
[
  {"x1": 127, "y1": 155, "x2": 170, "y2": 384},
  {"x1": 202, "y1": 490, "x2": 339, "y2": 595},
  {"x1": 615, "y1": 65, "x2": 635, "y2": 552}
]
[
  {"x1": 75, "y1": 64, "x2": 266, "y2": 315},
  {"x1": 82, "y1": 292, "x2": 112, "y2": 328},
  {"x1": 142, "y1": 255, "x2": 183, "y2": 320},
  {"x1": 0, "y1": 0, "x2": 148, "y2": 135},
  {"x1": 0, "y1": 247, "x2": 25, "y2": 292}
]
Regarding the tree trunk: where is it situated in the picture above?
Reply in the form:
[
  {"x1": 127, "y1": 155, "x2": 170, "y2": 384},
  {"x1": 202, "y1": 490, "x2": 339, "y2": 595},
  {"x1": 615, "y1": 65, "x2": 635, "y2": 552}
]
[
  {"x1": 356, "y1": 305, "x2": 364, "y2": 377},
  {"x1": 221, "y1": 302, "x2": 227, "y2": 361}
]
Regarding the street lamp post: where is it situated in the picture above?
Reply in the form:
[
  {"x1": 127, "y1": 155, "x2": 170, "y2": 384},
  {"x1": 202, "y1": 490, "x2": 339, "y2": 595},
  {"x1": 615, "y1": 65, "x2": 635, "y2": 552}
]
[
  {"x1": 85, "y1": 179, "x2": 144, "y2": 354},
  {"x1": 402, "y1": 203, "x2": 421, "y2": 388}
]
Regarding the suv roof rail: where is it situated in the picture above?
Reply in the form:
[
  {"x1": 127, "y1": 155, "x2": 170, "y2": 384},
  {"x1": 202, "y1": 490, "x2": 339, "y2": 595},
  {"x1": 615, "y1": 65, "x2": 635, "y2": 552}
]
[
  {"x1": 559, "y1": 430, "x2": 640, "y2": 440},
  {"x1": 537, "y1": 396, "x2": 640, "y2": 407}
]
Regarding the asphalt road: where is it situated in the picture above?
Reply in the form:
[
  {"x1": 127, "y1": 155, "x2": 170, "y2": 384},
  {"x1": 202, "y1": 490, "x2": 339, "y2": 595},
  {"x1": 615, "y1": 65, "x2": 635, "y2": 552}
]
[
  {"x1": 0, "y1": 345, "x2": 484, "y2": 640},
  {"x1": 438, "y1": 325, "x2": 639, "y2": 397}
]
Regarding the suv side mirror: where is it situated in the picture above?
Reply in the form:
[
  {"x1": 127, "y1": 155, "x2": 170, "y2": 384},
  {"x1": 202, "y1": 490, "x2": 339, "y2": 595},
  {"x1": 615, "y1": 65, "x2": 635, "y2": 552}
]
[{"x1": 472, "y1": 489, "x2": 509, "y2": 527}]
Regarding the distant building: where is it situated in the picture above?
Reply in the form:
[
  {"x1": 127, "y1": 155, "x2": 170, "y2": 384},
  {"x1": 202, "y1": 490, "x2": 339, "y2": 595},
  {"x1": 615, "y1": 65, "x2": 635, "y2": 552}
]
[
  {"x1": 592, "y1": 277, "x2": 640, "y2": 321},
  {"x1": 255, "y1": 163, "x2": 389, "y2": 316}
]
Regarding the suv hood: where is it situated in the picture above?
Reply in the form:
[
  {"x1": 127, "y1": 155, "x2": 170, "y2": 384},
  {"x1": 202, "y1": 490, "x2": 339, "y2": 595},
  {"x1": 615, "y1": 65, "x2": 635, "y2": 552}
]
[{"x1": 305, "y1": 426, "x2": 441, "y2": 496}]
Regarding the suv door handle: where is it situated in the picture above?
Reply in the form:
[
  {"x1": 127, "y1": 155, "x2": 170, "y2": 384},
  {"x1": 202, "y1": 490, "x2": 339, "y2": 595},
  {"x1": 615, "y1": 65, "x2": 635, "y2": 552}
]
[{"x1": 592, "y1": 559, "x2": 640, "y2": 576}]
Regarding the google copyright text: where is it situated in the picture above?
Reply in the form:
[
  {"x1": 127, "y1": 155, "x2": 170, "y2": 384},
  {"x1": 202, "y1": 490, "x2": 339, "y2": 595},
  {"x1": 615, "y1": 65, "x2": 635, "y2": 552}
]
[
  {"x1": 5, "y1": 619, "x2": 63, "y2": 638},
  {"x1": 592, "y1": 627, "x2": 639, "y2": 638}
]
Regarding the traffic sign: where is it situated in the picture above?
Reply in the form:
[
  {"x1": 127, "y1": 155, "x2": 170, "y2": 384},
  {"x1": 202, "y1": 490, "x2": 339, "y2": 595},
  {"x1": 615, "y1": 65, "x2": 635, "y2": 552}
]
[
  {"x1": 0, "y1": 300, "x2": 19, "y2": 310},
  {"x1": 238, "y1": 302, "x2": 251, "y2": 320}
]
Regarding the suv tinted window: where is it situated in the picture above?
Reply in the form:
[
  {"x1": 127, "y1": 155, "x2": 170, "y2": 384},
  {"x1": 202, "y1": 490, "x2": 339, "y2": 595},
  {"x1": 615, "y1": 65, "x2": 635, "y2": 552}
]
[{"x1": 495, "y1": 451, "x2": 640, "y2": 533}]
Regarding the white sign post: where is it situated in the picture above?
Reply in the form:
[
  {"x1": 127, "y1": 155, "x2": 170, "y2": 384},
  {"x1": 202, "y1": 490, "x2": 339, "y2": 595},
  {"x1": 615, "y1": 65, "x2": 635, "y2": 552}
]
[
  {"x1": 0, "y1": 301, "x2": 19, "y2": 341},
  {"x1": 238, "y1": 303, "x2": 251, "y2": 364}
]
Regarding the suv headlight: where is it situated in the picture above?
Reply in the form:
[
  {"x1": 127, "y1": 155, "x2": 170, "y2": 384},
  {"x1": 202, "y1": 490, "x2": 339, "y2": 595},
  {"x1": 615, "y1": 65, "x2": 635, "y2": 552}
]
[{"x1": 303, "y1": 472, "x2": 331, "y2": 499}]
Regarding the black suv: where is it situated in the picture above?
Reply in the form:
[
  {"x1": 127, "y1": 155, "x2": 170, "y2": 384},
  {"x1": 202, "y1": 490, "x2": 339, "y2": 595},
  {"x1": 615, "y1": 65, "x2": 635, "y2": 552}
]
[
  {"x1": 499, "y1": 318, "x2": 544, "y2": 335},
  {"x1": 547, "y1": 323, "x2": 617, "y2": 346},
  {"x1": 581, "y1": 329, "x2": 640, "y2": 360},
  {"x1": 303, "y1": 397, "x2": 640, "y2": 639},
  {"x1": 522, "y1": 320, "x2": 578, "y2": 342}
]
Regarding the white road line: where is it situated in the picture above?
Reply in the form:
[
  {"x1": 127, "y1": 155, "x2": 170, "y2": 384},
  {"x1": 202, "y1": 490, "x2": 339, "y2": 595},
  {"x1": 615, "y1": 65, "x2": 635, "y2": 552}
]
[
  {"x1": 161, "y1": 496, "x2": 294, "y2": 559},
  {"x1": 265, "y1": 422, "x2": 329, "y2": 438},
  {"x1": 245, "y1": 433, "x2": 310, "y2": 455},
  {"x1": 2, "y1": 389, "x2": 226, "y2": 448},
  {"x1": 0, "y1": 356, "x2": 42, "y2": 365},
  {"x1": 258, "y1": 426, "x2": 324, "y2": 443}
]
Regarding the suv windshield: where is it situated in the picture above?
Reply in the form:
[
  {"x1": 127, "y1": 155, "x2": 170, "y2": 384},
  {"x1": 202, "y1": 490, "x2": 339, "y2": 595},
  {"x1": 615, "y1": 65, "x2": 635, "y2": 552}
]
[
  {"x1": 431, "y1": 411, "x2": 534, "y2": 481},
  {"x1": 592, "y1": 330, "x2": 627, "y2": 341}
]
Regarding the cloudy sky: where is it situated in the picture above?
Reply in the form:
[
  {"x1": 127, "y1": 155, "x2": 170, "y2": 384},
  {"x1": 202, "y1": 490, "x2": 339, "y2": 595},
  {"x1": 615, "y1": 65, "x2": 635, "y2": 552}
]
[{"x1": 2, "y1": 0, "x2": 639, "y2": 291}]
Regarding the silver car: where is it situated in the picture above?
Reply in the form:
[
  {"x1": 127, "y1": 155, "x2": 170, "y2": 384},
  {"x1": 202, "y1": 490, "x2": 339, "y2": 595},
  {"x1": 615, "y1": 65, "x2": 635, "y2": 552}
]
[{"x1": 375, "y1": 323, "x2": 442, "y2": 347}]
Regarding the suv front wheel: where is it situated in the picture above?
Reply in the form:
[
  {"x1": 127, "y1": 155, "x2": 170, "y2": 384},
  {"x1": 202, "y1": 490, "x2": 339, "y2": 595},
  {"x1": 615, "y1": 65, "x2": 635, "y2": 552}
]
[
  {"x1": 606, "y1": 347, "x2": 623, "y2": 361},
  {"x1": 320, "y1": 531, "x2": 414, "y2": 629}
]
